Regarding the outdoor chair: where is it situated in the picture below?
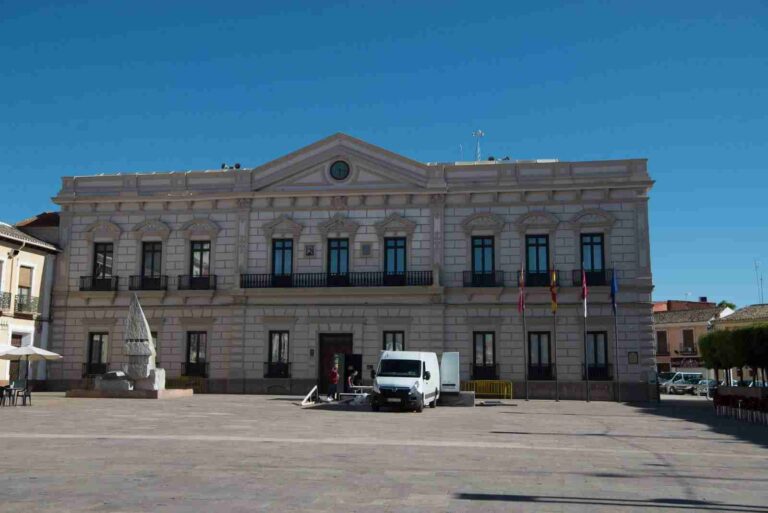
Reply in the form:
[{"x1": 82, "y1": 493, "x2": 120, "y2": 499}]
[{"x1": 0, "y1": 386, "x2": 9, "y2": 407}]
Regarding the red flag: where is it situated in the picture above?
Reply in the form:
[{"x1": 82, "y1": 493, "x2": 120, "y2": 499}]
[
  {"x1": 517, "y1": 261, "x2": 526, "y2": 314},
  {"x1": 581, "y1": 269, "x2": 588, "y2": 318},
  {"x1": 550, "y1": 270, "x2": 558, "y2": 314}
]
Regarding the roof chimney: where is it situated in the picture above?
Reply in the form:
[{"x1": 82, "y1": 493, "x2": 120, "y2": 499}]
[{"x1": 699, "y1": 296, "x2": 708, "y2": 303}]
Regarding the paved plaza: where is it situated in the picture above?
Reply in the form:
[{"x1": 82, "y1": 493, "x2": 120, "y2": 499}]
[{"x1": 1, "y1": 394, "x2": 767, "y2": 513}]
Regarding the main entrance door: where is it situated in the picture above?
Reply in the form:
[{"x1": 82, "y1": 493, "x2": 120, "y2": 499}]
[{"x1": 318, "y1": 334, "x2": 353, "y2": 394}]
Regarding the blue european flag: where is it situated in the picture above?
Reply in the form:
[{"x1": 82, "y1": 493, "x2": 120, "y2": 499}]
[{"x1": 610, "y1": 272, "x2": 619, "y2": 315}]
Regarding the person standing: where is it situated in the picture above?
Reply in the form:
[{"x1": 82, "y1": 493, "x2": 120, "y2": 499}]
[
  {"x1": 328, "y1": 364, "x2": 339, "y2": 400},
  {"x1": 346, "y1": 370, "x2": 359, "y2": 393}
]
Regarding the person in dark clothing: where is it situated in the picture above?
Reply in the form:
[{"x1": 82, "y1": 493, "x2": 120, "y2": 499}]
[
  {"x1": 346, "y1": 370, "x2": 359, "y2": 393},
  {"x1": 328, "y1": 365, "x2": 339, "y2": 400}
]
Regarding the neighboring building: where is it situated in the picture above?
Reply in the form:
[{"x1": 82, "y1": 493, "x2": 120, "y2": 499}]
[
  {"x1": 0, "y1": 220, "x2": 59, "y2": 385},
  {"x1": 653, "y1": 305, "x2": 733, "y2": 374},
  {"x1": 653, "y1": 297, "x2": 715, "y2": 313},
  {"x1": 45, "y1": 133, "x2": 656, "y2": 400},
  {"x1": 712, "y1": 304, "x2": 768, "y2": 382}
]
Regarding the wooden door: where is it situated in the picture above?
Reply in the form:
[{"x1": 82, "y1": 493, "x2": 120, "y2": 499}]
[{"x1": 317, "y1": 334, "x2": 353, "y2": 394}]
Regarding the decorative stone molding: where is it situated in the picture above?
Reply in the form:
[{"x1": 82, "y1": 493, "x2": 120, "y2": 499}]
[
  {"x1": 84, "y1": 220, "x2": 122, "y2": 242},
  {"x1": 318, "y1": 214, "x2": 360, "y2": 237},
  {"x1": 461, "y1": 212, "x2": 506, "y2": 236},
  {"x1": 516, "y1": 211, "x2": 560, "y2": 234},
  {"x1": 180, "y1": 218, "x2": 220, "y2": 239},
  {"x1": 262, "y1": 215, "x2": 304, "y2": 239},
  {"x1": 131, "y1": 219, "x2": 171, "y2": 241},
  {"x1": 330, "y1": 196, "x2": 348, "y2": 210},
  {"x1": 374, "y1": 213, "x2": 416, "y2": 238},
  {"x1": 568, "y1": 208, "x2": 616, "y2": 229}
]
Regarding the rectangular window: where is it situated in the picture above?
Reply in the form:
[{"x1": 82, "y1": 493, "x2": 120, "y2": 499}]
[
  {"x1": 586, "y1": 331, "x2": 608, "y2": 366},
  {"x1": 269, "y1": 331, "x2": 290, "y2": 364},
  {"x1": 186, "y1": 332, "x2": 207, "y2": 364},
  {"x1": 472, "y1": 236, "x2": 494, "y2": 274},
  {"x1": 525, "y1": 235, "x2": 549, "y2": 286},
  {"x1": 656, "y1": 331, "x2": 668, "y2": 355},
  {"x1": 93, "y1": 243, "x2": 114, "y2": 278},
  {"x1": 528, "y1": 332, "x2": 551, "y2": 366},
  {"x1": 682, "y1": 329, "x2": 695, "y2": 353},
  {"x1": 383, "y1": 331, "x2": 405, "y2": 351},
  {"x1": 473, "y1": 332, "x2": 496, "y2": 379},
  {"x1": 327, "y1": 238, "x2": 349, "y2": 275},
  {"x1": 384, "y1": 237, "x2": 406, "y2": 274},
  {"x1": 88, "y1": 333, "x2": 108, "y2": 364},
  {"x1": 17, "y1": 265, "x2": 33, "y2": 302},
  {"x1": 190, "y1": 241, "x2": 211, "y2": 277},
  {"x1": 581, "y1": 234, "x2": 605, "y2": 272},
  {"x1": 272, "y1": 239, "x2": 293, "y2": 276},
  {"x1": 142, "y1": 242, "x2": 162, "y2": 278}
]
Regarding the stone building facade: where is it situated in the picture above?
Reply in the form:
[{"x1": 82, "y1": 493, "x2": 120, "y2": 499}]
[{"x1": 46, "y1": 133, "x2": 656, "y2": 400}]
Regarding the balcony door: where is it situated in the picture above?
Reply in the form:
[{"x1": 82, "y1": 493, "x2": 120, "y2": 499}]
[
  {"x1": 92, "y1": 243, "x2": 114, "y2": 290},
  {"x1": 586, "y1": 331, "x2": 609, "y2": 379},
  {"x1": 384, "y1": 237, "x2": 406, "y2": 286},
  {"x1": 86, "y1": 332, "x2": 108, "y2": 376},
  {"x1": 16, "y1": 266, "x2": 33, "y2": 309},
  {"x1": 267, "y1": 331, "x2": 290, "y2": 378},
  {"x1": 327, "y1": 238, "x2": 349, "y2": 286},
  {"x1": 581, "y1": 234, "x2": 606, "y2": 285},
  {"x1": 525, "y1": 235, "x2": 549, "y2": 287},
  {"x1": 141, "y1": 242, "x2": 163, "y2": 289},
  {"x1": 528, "y1": 332, "x2": 553, "y2": 380},
  {"x1": 471, "y1": 236, "x2": 495, "y2": 286},
  {"x1": 185, "y1": 331, "x2": 207, "y2": 377},
  {"x1": 473, "y1": 332, "x2": 496, "y2": 379},
  {"x1": 272, "y1": 239, "x2": 293, "y2": 287}
]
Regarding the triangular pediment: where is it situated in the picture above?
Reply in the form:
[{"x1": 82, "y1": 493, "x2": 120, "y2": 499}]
[{"x1": 250, "y1": 133, "x2": 432, "y2": 193}]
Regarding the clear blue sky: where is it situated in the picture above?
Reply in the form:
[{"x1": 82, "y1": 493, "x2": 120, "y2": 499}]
[{"x1": 1, "y1": 1, "x2": 766, "y2": 307}]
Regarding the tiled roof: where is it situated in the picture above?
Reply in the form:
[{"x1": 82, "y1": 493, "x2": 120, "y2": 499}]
[
  {"x1": 0, "y1": 222, "x2": 59, "y2": 252},
  {"x1": 653, "y1": 307, "x2": 724, "y2": 325},
  {"x1": 717, "y1": 304, "x2": 768, "y2": 323},
  {"x1": 15, "y1": 211, "x2": 60, "y2": 228}
]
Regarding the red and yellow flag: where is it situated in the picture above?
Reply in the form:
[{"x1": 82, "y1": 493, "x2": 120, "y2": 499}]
[{"x1": 549, "y1": 270, "x2": 558, "y2": 314}]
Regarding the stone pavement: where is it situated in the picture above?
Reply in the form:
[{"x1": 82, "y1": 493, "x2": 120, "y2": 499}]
[{"x1": 0, "y1": 394, "x2": 767, "y2": 512}]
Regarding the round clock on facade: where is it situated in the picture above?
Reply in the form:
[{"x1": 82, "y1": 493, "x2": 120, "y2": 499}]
[{"x1": 329, "y1": 160, "x2": 350, "y2": 181}]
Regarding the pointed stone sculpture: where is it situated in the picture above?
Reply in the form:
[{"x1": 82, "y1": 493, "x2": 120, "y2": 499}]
[{"x1": 95, "y1": 294, "x2": 165, "y2": 392}]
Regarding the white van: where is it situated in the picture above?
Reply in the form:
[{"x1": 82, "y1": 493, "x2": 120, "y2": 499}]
[{"x1": 371, "y1": 351, "x2": 440, "y2": 412}]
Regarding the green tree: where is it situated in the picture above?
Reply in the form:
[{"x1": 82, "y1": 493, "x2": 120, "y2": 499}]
[{"x1": 717, "y1": 300, "x2": 736, "y2": 310}]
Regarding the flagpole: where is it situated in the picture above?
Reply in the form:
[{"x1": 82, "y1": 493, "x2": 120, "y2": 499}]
[
  {"x1": 553, "y1": 307, "x2": 559, "y2": 402},
  {"x1": 519, "y1": 266, "x2": 529, "y2": 402},
  {"x1": 583, "y1": 270, "x2": 590, "y2": 402},
  {"x1": 612, "y1": 267, "x2": 621, "y2": 403},
  {"x1": 523, "y1": 305, "x2": 529, "y2": 401}
]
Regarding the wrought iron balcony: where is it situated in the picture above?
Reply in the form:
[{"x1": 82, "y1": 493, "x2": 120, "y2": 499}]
[
  {"x1": 182, "y1": 362, "x2": 208, "y2": 378},
  {"x1": 264, "y1": 361, "x2": 291, "y2": 378},
  {"x1": 528, "y1": 363, "x2": 556, "y2": 381},
  {"x1": 0, "y1": 292, "x2": 11, "y2": 311},
  {"x1": 129, "y1": 275, "x2": 168, "y2": 291},
  {"x1": 471, "y1": 363, "x2": 499, "y2": 380},
  {"x1": 678, "y1": 348, "x2": 698, "y2": 356},
  {"x1": 79, "y1": 276, "x2": 119, "y2": 292},
  {"x1": 14, "y1": 295, "x2": 40, "y2": 315},
  {"x1": 584, "y1": 363, "x2": 613, "y2": 381},
  {"x1": 572, "y1": 269, "x2": 614, "y2": 287},
  {"x1": 463, "y1": 271, "x2": 505, "y2": 287},
  {"x1": 240, "y1": 271, "x2": 433, "y2": 288},
  {"x1": 82, "y1": 362, "x2": 108, "y2": 377},
  {"x1": 177, "y1": 275, "x2": 217, "y2": 291},
  {"x1": 517, "y1": 269, "x2": 559, "y2": 288}
]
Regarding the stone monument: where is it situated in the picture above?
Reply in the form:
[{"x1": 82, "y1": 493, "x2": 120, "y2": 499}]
[{"x1": 95, "y1": 294, "x2": 166, "y2": 393}]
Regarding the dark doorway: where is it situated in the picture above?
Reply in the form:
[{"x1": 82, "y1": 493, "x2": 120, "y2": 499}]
[{"x1": 318, "y1": 334, "x2": 353, "y2": 394}]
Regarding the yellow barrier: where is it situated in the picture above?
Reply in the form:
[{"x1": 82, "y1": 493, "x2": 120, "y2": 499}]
[{"x1": 461, "y1": 380, "x2": 513, "y2": 399}]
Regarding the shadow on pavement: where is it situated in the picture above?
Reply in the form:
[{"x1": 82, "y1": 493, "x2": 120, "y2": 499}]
[
  {"x1": 454, "y1": 493, "x2": 768, "y2": 512},
  {"x1": 628, "y1": 398, "x2": 768, "y2": 450}
]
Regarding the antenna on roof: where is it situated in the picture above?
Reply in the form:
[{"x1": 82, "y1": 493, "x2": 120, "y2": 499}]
[{"x1": 472, "y1": 130, "x2": 484, "y2": 161}]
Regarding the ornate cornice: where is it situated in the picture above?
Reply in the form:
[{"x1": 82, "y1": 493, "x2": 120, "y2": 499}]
[
  {"x1": 131, "y1": 218, "x2": 171, "y2": 241},
  {"x1": 180, "y1": 218, "x2": 220, "y2": 239},
  {"x1": 461, "y1": 212, "x2": 506, "y2": 236},
  {"x1": 568, "y1": 208, "x2": 616, "y2": 229},
  {"x1": 262, "y1": 215, "x2": 304, "y2": 239},
  {"x1": 84, "y1": 220, "x2": 122, "y2": 242},
  {"x1": 318, "y1": 214, "x2": 360, "y2": 237},
  {"x1": 374, "y1": 213, "x2": 417, "y2": 238},
  {"x1": 516, "y1": 211, "x2": 560, "y2": 234}
]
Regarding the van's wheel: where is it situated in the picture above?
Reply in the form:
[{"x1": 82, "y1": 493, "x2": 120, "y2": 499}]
[
  {"x1": 429, "y1": 392, "x2": 438, "y2": 408},
  {"x1": 415, "y1": 395, "x2": 424, "y2": 413},
  {"x1": 371, "y1": 403, "x2": 380, "y2": 412}
]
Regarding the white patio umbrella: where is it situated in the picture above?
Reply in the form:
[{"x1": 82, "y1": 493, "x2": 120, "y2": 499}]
[{"x1": 0, "y1": 346, "x2": 62, "y2": 387}]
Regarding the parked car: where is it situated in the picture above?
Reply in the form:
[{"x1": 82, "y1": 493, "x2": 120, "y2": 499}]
[
  {"x1": 748, "y1": 380, "x2": 767, "y2": 388},
  {"x1": 659, "y1": 372, "x2": 703, "y2": 394},
  {"x1": 668, "y1": 377, "x2": 701, "y2": 395},
  {"x1": 370, "y1": 351, "x2": 440, "y2": 412},
  {"x1": 696, "y1": 379, "x2": 719, "y2": 396}
]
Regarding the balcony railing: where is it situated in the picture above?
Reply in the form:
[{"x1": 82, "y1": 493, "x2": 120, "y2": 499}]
[
  {"x1": 79, "y1": 276, "x2": 119, "y2": 292},
  {"x1": 528, "y1": 363, "x2": 556, "y2": 381},
  {"x1": 182, "y1": 362, "x2": 209, "y2": 377},
  {"x1": 679, "y1": 348, "x2": 698, "y2": 356},
  {"x1": 472, "y1": 363, "x2": 499, "y2": 380},
  {"x1": 178, "y1": 275, "x2": 217, "y2": 291},
  {"x1": 584, "y1": 364, "x2": 613, "y2": 381},
  {"x1": 463, "y1": 271, "x2": 505, "y2": 287},
  {"x1": 14, "y1": 295, "x2": 40, "y2": 315},
  {"x1": 240, "y1": 271, "x2": 433, "y2": 288},
  {"x1": 572, "y1": 269, "x2": 614, "y2": 287},
  {"x1": 0, "y1": 292, "x2": 11, "y2": 310},
  {"x1": 82, "y1": 362, "x2": 108, "y2": 377},
  {"x1": 517, "y1": 270, "x2": 559, "y2": 288},
  {"x1": 129, "y1": 275, "x2": 168, "y2": 291},
  {"x1": 264, "y1": 361, "x2": 291, "y2": 378}
]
